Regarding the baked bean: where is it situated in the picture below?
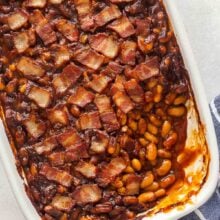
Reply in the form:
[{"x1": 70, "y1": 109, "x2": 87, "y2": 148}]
[
  {"x1": 123, "y1": 196, "x2": 138, "y2": 205},
  {"x1": 144, "y1": 103, "x2": 154, "y2": 112},
  {"x1": 70, "y1": 105, "x2": 80, "y2": 117},
  {"x1": 145, "y1": 91, "x2": 154, "y2": 102},
  {"x1": 155, "y1": 189, "x2": 166, "y2": 198},
  {"x1": 174, "y1": 95, "x2": 187, "y2": 105},
  {"x1": 157, "y1": 149, "x2": 172, "y2": 159},
  {"x1": 138, "y1": 192, "x2": 156, "y2": 203},
  {"x1": 138, "y1": 118, "x2": 147, "y2": 134},
  {"x1": 156, "y1": 160, "x2": 172, "y2": 176},
  {"x1": 167, "y1": 106, "x2": 186, "y2": 117},
  {"x1": 141, "y1": 172, "x2": 154, "y2": 189},
  {"x1": 147, "y1": 123, "x2": 158, "y2": 135},
  {"x1": 165, "y1": 92, "x2": 177, "y2": 105},
  {"x1": 146, "y1": 143, "x2": 157, "y2": 161},
  {"x1": 144, "y1": 132, "x2": 158, "y2": 143},
  {"x1": 145, "y1": 182, "x2": 159, "y2": 191},
  {"x1": 149, "y1": 115, "x2": 162, "y2": 127},
  {"x1": 131, "y1": 159, "x2": 142, "y2": 171},
  {"x1": 117, "y1": 110, "x2": 127, "y2": 126},
  {"x1": 160, "y1": 174, "x2": 176, "y2": 188},
  {"x1": 161, "y1": 120, "x2": 172, "y2": 138},
  {"x1": 118, "y1": 187, "x2": 126, "y2": 195},
  {"x1": 124, "y1": 166, "x2": 135, "y2": 173},
  {"x1": 128, "y1": 118, "x2": 137, "y2": 131},
  {"x1": 30, "y1": 163, "x2": 38, "y2": 176},
  {"x1": 113, "y1": 178, "x2": 124, "y2": 188},
  {"x1": 147, "y1": 79, "x2": 157, "y2": 89},
  {"x1": 0, "y1": 76, "x2": 5, "y2": 91},
  {"x1": 163, "y1": 132, "x2": 178, "y2": 149},
  {"x1": 139, "y1": 138, "x2": 148, "y2": 146}
]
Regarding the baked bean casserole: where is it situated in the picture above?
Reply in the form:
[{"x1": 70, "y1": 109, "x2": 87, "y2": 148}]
[{"x1": 0, "y1": 0, "x2": 195, "y2": 219}]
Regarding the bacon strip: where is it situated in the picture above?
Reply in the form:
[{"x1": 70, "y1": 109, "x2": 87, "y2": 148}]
[
  {"x1": 23, "y1": 114, "x2": 46, "y2": 139},
  {"x1": 79, "y1": 111, "x2": 102, "y2": 130},
  {"x1": 124, "y1": 79, "x2": 144, "y2": 103},
  {"x1": 90, "y1": 130, "x2": 109, "y2": 154},
  {"x1": 51, "y1": 196, "x2": 75, "y2": 212},
  {"x1": 40, "y1": 164, "x2": 73, "y2": 187},
  {"x1": 55, "y1": 19, "x2": 79, "y2": 42},
  {"x1": 52, "y1": 63, "x2": 83, "y2": 95},
  {"x1": 74, "y1": 47, "x2": 104, "y2": 70},
  {"x1": 47, "y1": 105, "x2": 69, "y2": 125},
  {"x1": 75, "y1": 161, "x2": 97, "y2": 178},
  {"x1": 48, "y1": 152, "x2": 65, "y2": 166},
  {"x1": 68, "y1": 87, "x2": 95, "y2": 108},
  {"x1": 129, "y1": 57, "x2": 160, "y2": 81},
  {"x1": 87, "y1": 74, "x2": 112, "y2": 93},
  {"x1": 26, "y1": 0, "x2": 47, "y2": 8},
  {"x1": 94, "y1": 4, "x2": 121, "y2": 27},
  {"x1": 113, "y1": 91, "x2": 134, "y2": 113},
  {"x1": 97, "y1": 158, "x2": 126, "y2": 186},
  {"x1": 7, "y1": 11, "x2": 28, "y2": 30},
  {"x1": 94, "y1": 95, "x2": 120, "y2": 132},
  {"x1": 73, "y1": 184, "x2": 102, "y2": 205},
  {"x1": 108, "y1": 16, "x2": 135, "y2": 38},
  {"x1": 120, "y1": 40, "x2": 137, "y2": 65},
  {"x1": 17, "y1": 57, "x2": 45, "y2": 78},
  {"x1": 28, "y1": 86, "x2": 52, "y2": 108},
  {"x1": 89, "y1": 33, "x2": 119, "y2": 59},
  {"x1": 13, "y1": 32, "x2": 30, "y2": 53},
  {"x1": 33, "y1": 137, "x2": 58, "y2": 155}
]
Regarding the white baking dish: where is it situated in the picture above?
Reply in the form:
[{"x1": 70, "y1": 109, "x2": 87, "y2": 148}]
[{"x1": 0, "y1": 0, "x2": 219, "y2": 220}]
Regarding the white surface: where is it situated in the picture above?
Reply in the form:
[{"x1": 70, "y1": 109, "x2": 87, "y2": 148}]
[{"x1": 0, "y1": 1, "x2": 220, "y2": 219}]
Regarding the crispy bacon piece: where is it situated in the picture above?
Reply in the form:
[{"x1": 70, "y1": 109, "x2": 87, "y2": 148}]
[
  {"x1": 28, "y1": 86, "x2": 52, "y2": 108},
  {"x1": 129, "y1": 57, "x2": 160, "y2": 81},
  {"x1": 47, "y1": 105, "x2": 69, "y2": 125},
  {"x1": 75, "y1": 161, "x2": 97, "y2": 178},
  {"x1": 49, "y1": 0, "x2": 64, "y2": 4},
  {"x1": 110, "y1": 75, "x2": 126, "y2": 95},
  {"x1": 74, "y1": 48, "x2": 104, "y2": 70},
  {"x1": 13, "y1": 32, "x2": 30, "y2": 53},
  {"x1": 40, "y1": 164, "x2": 73, "y2": 187},
  {"x1": 120, "y1": 41, "x2": 137, "y2": 65},
  {"x1": 65, "y1": 144, "x2": 89, "y2": 161},
  {"x1": 33, "y1": 137, "x2": 58, "y2": 155},
  {"x1": 110, "y1": 0, "x2": 134, "y2": 3},
  {"x1": 100, "y1": 62, "x2": 124, "y2": 76},
  {"x1": 124, "y1": 79, "x2": 144, "y2": 103},
  {"x1": 26, "y1": 0, "x2": 47, "y2": 8},
  {"x1": 53, "y1": 45, "x2": 70, "y2": 67},
  {"x1": 94, "y1": 4, "x2": 121, "y2": 27},
  {"x1": 51, "y1": 196, "x2": 75, "y2": 212},
  {"x1": 52, "y1": 63, "x2": 83, "y2": 94},
  {"x1": 124, "y1": 174, "x2": 141, "y2": 195},
  {"x1": 17, "y1": 57, "x2": 45, "y2": 79},
  {"x1": 90, "y1": 130, "x2": 109, "y2": 154},
  {"x1": 135, "y1": 18, "x2": 151, "y2": 37},
  {"x1": 87, "y1": 74, "x2": 112, "y2": 93},
  {"x1": 68, "y1": 87, "x2": 95, "y2": 108},
  {"x1": 55, "y1": 19, "x2": 79, "y2": 42},
  {"x1": 48, "y1": 152, "x2": 65, "y2": 166},
  {"x1": 108, "y1": 16, "x2": 135, "y2": 38},
  {"x1": 113, "y1": 91, "x2": 134, "y2": 113},
  {"x1": 7, "y1": 11, "x2": 28, "y2": 30},
  {"x1": 94, "y1": 95, "x2": 120, "y2": 132},
  {"x1": 97, "y1": 158, "x2": 126, "y2": 186},
  {"x1": 89, "y1": 33, "x2": 119, "y2": 59},
  {"x1": 23, "y1": 114, "x2": 46, "y2": 139},
  {"x1": 73, "y1": 184, "x2": 102, "y2": 205},
  {"x1": 79, "y1": 112, "x2": 102, "y2": 130}
]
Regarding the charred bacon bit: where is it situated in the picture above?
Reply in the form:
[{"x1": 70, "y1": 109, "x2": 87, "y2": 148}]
[
  {"x1": 28, "y1": 86, "x2": 52, "y2": 108},
  {"x1": 94, "y1": 4, "x2": 121, "y2": 27},
  {"x1": 40, "y1": 164, "x2": 73, "y2": 187},
  {"x1": 75, "y1": 161, "x2": 97, "y2": 178},
  {"x1": 51, "y1": 195, "x2": 75, "y2": 212},
  {"x1": 97, "y1": 158, "x2": 126, "y2": 186},
  {"x1": 124, "y1": 79, "x2": 144, "y2": 103},
  {"x1": 129, "y1": 57, "x2": 160, "y2": 81},
  {"x1": 120, "y1": 40, "x2": 137, "y2": 65},
  {"x1": 26, "y1": 0, "x2": 47, "y2": 8},
  {"x1": 113, "y1": 91, "x2": 134, "y2": 113},
  {"x1": 68, "y1": 87, "x2": 95, "y2": 108},
  {"x1": 74, "y1": 48, "x2": 104, "y2": 70},
  {"x1": 89, "y1": 33, "x2": 119, "y2": 59},
  {"x1": 57, "y1": 129, "x2": 84, "y2": 149},
  {"x1": 55, "y1": 19, "x2": 79, "y2": 42},
  {"x1": 48, "y1": 152, "x2": 65, "y2": 166},
  {"x1": 47, "y1": 105, "x2": 69, "y2": 125},
  {"x1": 13, "y1": 32, "x2": 30, "y2": 53},
  {"x1": 54, "y1": 46, "x2": 70, "y2": 67},
  {"x1": 23, "y1": 114, "x2": 46, "y2": 139},
  {"x1": 79, "y1": 112, "x2": 102, "y2": 130},
  {"x1": 94, "y1": 95, "x2": 120, "y2": 132},
  {"x1": 17, "y1": 57, "x2": 45, "y2": 78},
  {"x1": 135, "y1": 18, "x2": 151, "y2": 37},
  {"x1": 33, "y1": 137, "x2": 58, "y2": 155},
  {"x1": 52, "y1": 63, "x2": 83, "y2": 94},
  {"x1": 65, "y1": 144, "x2": 89, "y2": 161},
  {"x1": 90, "y1": 130, "x2": 109, "y2": 154},
  {"x1": 7, "y1": 11, "x2": 28, "y2": 30},
  {"x1": 87, "y1": 74, "x2": 112, "y2": 93},
  {"x1": 110, "y1": 0, "x2": 134, "y2": 3},
  {"x1": 101, "y1": 62, "x2": 124, "y2": 76},
  {"x1": 73, "y1": 184, "x2": 102, "y2": 205},
  {"x1": 108, "y1": 16, "x2": 135, "y2": 38},
  {"x1": 124, "y1": 174, "x2": 141, "y2": 195}
]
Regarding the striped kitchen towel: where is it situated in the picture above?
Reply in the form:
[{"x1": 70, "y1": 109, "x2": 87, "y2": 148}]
[{"x1": 181, "y1": 96, "x2": 220, "y2": 220}]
